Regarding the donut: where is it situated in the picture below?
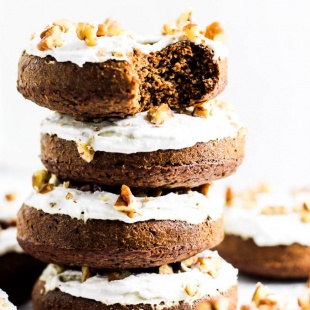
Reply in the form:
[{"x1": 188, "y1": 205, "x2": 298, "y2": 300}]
[
  {"x1": 32, "y1": 250, "x2": 238, "y2": 310},
  {"x1": 17, "y1": 177, "x2": 224, "y2": 269},
  {"x1": 216, "y1": 185, "x2": 310, "y2": 278},
  {"x1": 17, "y1": 17, "x2": 228, "y2": 119},
  {"x1": 40, "y1": 102, "x2": 246, "y2": 188}
]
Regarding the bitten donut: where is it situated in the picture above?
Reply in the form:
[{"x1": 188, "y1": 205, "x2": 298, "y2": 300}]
[
  {"x1": 40, "y1": 101, "x2": 246, "y2": 189},
  {"x1": 0, "y1": 186, "x2": 46, "y2": 305},
  {"x1": 216, "y1": 184, "x2": 310, "y2": 279},
  {"x1": 0, "y1": 289, "x2": 16, "y2": 310},
  {"x1": 32, "y1": 250, "x2": 238, "y2": 310},
  {"x1": 17, "y1": 173, "x2": 224, "y2": 269},
  {"x1": 17, "y1": 13, "x2": 228, "y2": 119}
]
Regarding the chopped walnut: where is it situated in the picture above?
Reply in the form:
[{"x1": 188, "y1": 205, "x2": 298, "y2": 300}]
[
  {"x1": 198, "y1": 256, "x2": 222, "y2": 278},
  {"x1": 185, "y1": 283, "x2": 198, "y2": 296},
  {"x1": 53, "y1": 19, "x2": 76, "y2": 33},
  {"x1": 299, "y1": 203, "x2": 310, "y2": 223},
  {"x1": 5, "y1": 193, "x2": 16, "y2": 201},
  {"x1": 97, "y1": 18, "x2": 124, "y2": 37},
  {"x1": 108, "y1": 270, "x2": 131, "y2": 281},
  {"x1": 181, "y1": 255, "x2": 199, "y2": 268},
  {"x1": 298, "y1": 280, "x2": 310, "y2": 310},
  {"x1": 38, "y1": 183, "x2": 54, "y2": 194},
  {"x1": 193, "y1": 100, "x2": 215, "y2": 118},
  {"x1": 204, "y1": 22, "x2": 226, "y2": 42},
  {"x1": 37, "y1": 25, "x2": 63, "y2": 51},
  {"x1": 159, "y1": 264, "x2": 173, "y2": 274},
  {"x1": 260, "y1": 206, "x2": 288, "y2": 215},
  {"x1": 162, "y1": 9, "x2": 192, "y2": 35},
  {"x1": 241, "y1": 283, "x2": 287, "y2": 310},
  {"x1": 76, "y1": 22, "x2": 98, "y2": 46},
  {"x1": 66, "y1": 192, "x2": 74, "y2": 200},
  {"x1": 76, "y1": 140, "x2": 95, "y2": 163},
  {"x1": 147, "y1": 104, "x2": 174, "y2": 125},
  {"x1": 114, "y1": 185, "x2": 141, "y2": 218},
  {"x1": 196, "y1": 183, "x2": 212, "y2": 195},
  {"x1": 32, "y1": 170, "x2": 51, "y2": 192},
  {"x1": 225, "y1": 187, "x2": 234, "y2": 206},
  {"x1": 81, "y1": 266, "x2": 92, "y2": 282},
  {"x1": 182, "y1": 23, "x2": 200, "y2": 40}
]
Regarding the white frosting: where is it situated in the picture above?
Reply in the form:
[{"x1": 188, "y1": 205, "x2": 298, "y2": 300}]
[
  {"x1": 0, "y1": 190, "x2": 26, "y2": 223},
  {"x1": 0, "y1": 227, "x2": 23, "y2": 256},
  {"x1": 41, "y1": 107, "x2": 242, "y2": 154},
  {"x1": 26, "y1": 31, "x2": 227, "y2": 67},
  {"x1": 24, "y1": 186, "x2": 222, "y2": 224},
  {"x1": 0, "y1": 289, "x2": 16, "y2": 310},
  {"x1": 224, "y1": 190, "x2": 310, "y2": 246},
  {"x1": 40, "y1": 250, "x2": 237, "y2": 307}
]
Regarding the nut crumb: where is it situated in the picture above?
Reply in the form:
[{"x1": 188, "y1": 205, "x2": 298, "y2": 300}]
[
  {"x1": 76, "y1": 22, "x2": 98, "y2": 46},
  {"x1": 193, "y1": 100, "x2": 215, "y2": 118},
  {"x1": 5, "y1": 193, "x2": 16, "y2": 201},
  {"x1": 76, "y1": 140, "x2": 95, "y2": 163},
  {"x1": 205, "y1": 22, "x2": 226, "y2": 42},
  {"x1": 159, "y1": 264, "x2": 173, "y2": 274},
  {"x1": 198, "y1": 256, "x2": 222, "y2": 278},
  {"x1": 37, "y1": 25, "x2": 63, "y2": 51},
  {"x1": 66, "y1": 192, "x2": 74, "y2": 200},
  {"x1": 185, "y1": 283, "x2": 198, "y2": 296},
  {"x1": 53, "y1": 19, "x2": 76, "y2": 33},
  {"x1": 196, "y1": 183, "x2": 212, "y2": 196},
  {"x1": 147, "y1": 104, "x2": 174, "y2": 125},
  {"x1": 97, "y1": 18, "x2": 124, "y2": 37},
  {"x1": 38, "y1": 183, "x2": 54, "y2": 194},
  {"x1": 81, "y1": 266, "x2": 92, "y2": 282},
  {"x1": 114, "y1": 185, "x2": 141, "y2": 217}
]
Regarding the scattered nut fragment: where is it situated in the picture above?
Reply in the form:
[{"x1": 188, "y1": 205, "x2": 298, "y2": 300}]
[
  {"x1": 108, "y1": 270, "x2": 131, "y2": 281},
  {"x1": 49, "y1": 173, "x2": 61, "y2": 186},
  {"x1": 32, "y1": 170, "x2": 51, "y2": 192},
  {"x1": 62, "y1": 181, "x2": 70, "y2": 188},
  {"x1": 162, "y1": 9, "x2": 192, "y2": 35},
  {"x1": 197, "y1": 298, "x2": 229, "y2": 310},
  {"x1": 76, "y1": 140, "x2": 95, "y2": 163},
  {"x1": 260, "y1": 206, "x2": 288, "y2": 215},
  {"x1": 182, "y1": 23, "x2": 200, "y2": 40},
  {"x1": 66, "y1": 192, "x2": 74, "y2": 200},
  {"x1": 181, "y1": 255, "x2": 199, "y2": 270},
  {"x1": 53, "y1": 19, "x2": 76, "y2": 33},
  {"x1": 37, "y1": 25, "x2": 64, "y2": 51},
  {"x1": 159, "y1": 264, "x2": 174, "y2": 275},
  {"x1": 5, "y1": 193, "x2": 16, "y2": 201},
  {"x1": 147, "y1": 104, "x2": 174, "y2": 125},
  {"x1": 193, "y1": 100, "x2": 215, "y2": 118},
  {"x1": 204, "y1": 22, "x2": 226, "y2": 43},
  {"x1": 185, "y1": 283, "x2": 198, "y2": 296},
  {"x1": 196, "y1": 183, "x2": 212, "y2": 196},
  {"x1": 114, "y1": 185, "x2": 141, "y2": 218},
  {"x1": 38, "y1": 183, "x2": 54, "y2": 194},
  {"x1": 97, "y1": 18, "x2": 124, "y2": 37},
  {"x1": 81, "y1": 266, "x2": 93, "y2": 283},
  {"x1": 76, "y1": 22, "x2": 98, "y2": 46},
  {"x1": 198, "y1": 256, "x2": 222, "y2": 278},
  {"x1": 298, "y1": 279, "x2": 310, "y2": 310},
  {"x1": 241, "y1": 283, "x2": 287, "y2": 310},
  {"x1": 299, "y1": 203, "x2": 310, "y2": 223},
  {"x1": 225, "y1": 187, "x2": 234, "y2": 206}
]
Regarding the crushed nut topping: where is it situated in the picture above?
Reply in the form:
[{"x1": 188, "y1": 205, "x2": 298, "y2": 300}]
[
  {"x1": 198, "y1": 256, "x2": 222, "y2": 278},
  {"x1": 241, "y1": 283, "x2": 287, "y2": 310},
  {"x1": 147, "y1": 104, "x2": 174, "y2": 125},
  {"x1": 97, "y1": 18, "x2": 124, "y2": 37},
  {"x1": 197, "y1": 299, "x2": 230, "y2": 310},
  {"x1": 159, "y1": 264, "x2": 173, "y2": 274},
  {"x1": 185, "y1": 283, "x2": 198, "y2": 296},
  {"x1": 205, "y1": 22, "x2": 226, "y2": 42},
  {"x1": 260, "y1": 206, "x2": 288, "y2": 215},
  {"x1": 298, "y1": 279, "x2": 310, "y2": 310},
  {"x1": 76, "y1": 22, "x2": 98, "y2": 46},
  {"x1": 81, "y1": 266, "x2": 92, "y2": 283},
  {"x1": 193, "y1": 100, "x2": 215, "y2": 118},
  {"x1": 32, "y1": 170, "x2": 51, "y2": 192},
  {"x1": 5, "y1": 193, "x2": 16, "y2": 201},
  {"x1": 162, "y1": 9, "x2": 192, "y2": 35},
  {"x1": 195, "y1": 183, "x2": 212, "y2": 196},
  {"x1": 38, "y1": 183, "x2": 54, "y2": 194},
  {"x1": 66, "y1": 192, "x2": 74, "y2": 200},
  {"x1": 53, "y1": 19, "x2": 76, "y2": 33},
  {"x1": 225, "y1": 187, "x2": 234, "y2": 206},
  {"x1": 114, "y1": 185, "x2": 141, "y2": 218},
  {"x1": 37, "y1": 25, "x2": 64, "y2": 51},
  {"x1": 76, "y1": 140, "x2": 95, "y2": 163},
  {"x1": 181, "y1": 255, "x2": 199, "y2": 268}
]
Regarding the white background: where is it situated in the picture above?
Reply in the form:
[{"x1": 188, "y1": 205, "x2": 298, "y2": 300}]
[{"x1": 0, "y1": 0, "x2": 310, "y2": 190}]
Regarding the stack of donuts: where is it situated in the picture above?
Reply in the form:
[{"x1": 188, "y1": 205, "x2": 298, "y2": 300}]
[{"x1": 16, "y1": 11, "x2": 246, "y2": 309}]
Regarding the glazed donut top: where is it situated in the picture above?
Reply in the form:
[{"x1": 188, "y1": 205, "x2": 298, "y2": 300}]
[
  {"x1": 41, "y1": 250, "x2": 237, "y2": 307},
  {"x1": 0, "y1": 290, "x2": 16, "y2": 310},
  {"x1": 24, "y1": 184, "x2": 222, "y2": 225},
  {"x1": 224, "y1": 185, "x2": 310, "y2": 246},
  {"x1": 41, "y1": 102, "x2": 243, "y2": 154}
]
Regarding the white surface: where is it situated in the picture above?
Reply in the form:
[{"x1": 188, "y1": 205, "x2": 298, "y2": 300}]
[{"x1": 0, "y1": 0, "x2": 310, "y2": 189}]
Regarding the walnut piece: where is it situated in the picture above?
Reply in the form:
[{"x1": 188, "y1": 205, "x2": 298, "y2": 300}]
[
  {"x1": 196, "y1": 183, "x2": 212, "y2": 196},
  {"x1": 76, "y1": 140, "x2": 95, "y2": 163},
  {"x1": 5, "y1": 193, "x2": 16, "y2": 201},
  {"x1": 298, "y1": 280, "x2": 310, "y2": 310},
  {"x1": 193, "y1": 100, "x2": 215, "y2": 118},
  {"x1": 114, "y1": 185, "x2": 141, "y2": 218},
  {"x1": 162, "y1": 9, "x2": 192, "y2": 35},
  {"x1": 38, "y1": 183, "x2": 54, "y2": 194},
  {"x1": 53, "y1": 19, "x2": 76, "y2": 33},
  {"x1": 198, "y1": 256, "x2": 222, "y2": 278},
  {"x1": 182, "y1": 23, "x2": 200, "y2": 40},
  {"x1": 81, "y1": 266, "x2": 92, "y2": 283},
  {"x1": 260, "y1": 206, "x2": 288, "y2": 215},
  {"x1": 76, "y1": 22, "x2": 98, "y2": 46},
  {"x1": 225, "y1": 187, "x2": 234, "y2": 206},
  {"x1": 185, "y1": 283, "x2": 198, "y2": 296},
  {"x1": 97, "y1": 18, "x2": 124, "y2": 37},
  {"x1": 66, "y1": 192, "x2": 74, "y2": 200},
  {"x1": 241, "y1": 283, "x2": 287, "y2": 310},
  {"x1": 181, "y1": 256, "x2": 199, "y2": 268},
  {"x1": 159, "y1": 264, "x2": 173, "y2": 274},
  {"x1": 205, "y1": 22, "x2": 226, "y2": 42},
  {"x1": 147, "y1": 104, "x2": 174, "y2": 125},
  {"x1": 32, "y1": 170, "x2": 51, "y2": 192},
  {"x1": 37, "y1": 25, "x2": 63, "y2": 51}
]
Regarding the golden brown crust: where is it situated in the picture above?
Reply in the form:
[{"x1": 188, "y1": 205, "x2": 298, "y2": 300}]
[
  {"x1": 40, "y1": 130, "x2": 245, "y2": 189},
  {"x1": 216, "y1": 234, "x2": 310, "y2": 279},
  {"x1": 17, "y1": 204, "x2": 224, "y2": 269},
  {"x1": 17, "y1": 42, "x2": 227, "y2": 119},
  {"x1": 32, "y1": 280, "x2": 238, "y2": 310}
]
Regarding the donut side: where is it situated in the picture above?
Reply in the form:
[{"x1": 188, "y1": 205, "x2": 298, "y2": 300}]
[
  {"x1": 40, "y1": 131, "x2": 245, "y2": 188},
  {"x1": 216, "y1": 235, "x2": 310, "y2": 279}
]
